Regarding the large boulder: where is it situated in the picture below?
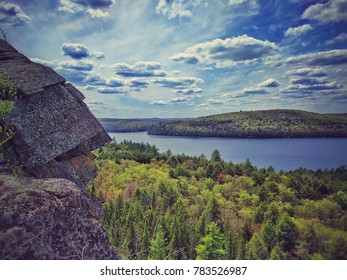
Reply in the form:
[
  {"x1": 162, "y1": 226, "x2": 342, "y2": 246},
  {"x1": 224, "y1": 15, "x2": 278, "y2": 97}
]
[
  {"x1": 0, "y1": 174, "x2": 119, "y2": 260},
  {"x1": 0, "y1": 39, "x2": 111, "y2": 189}
]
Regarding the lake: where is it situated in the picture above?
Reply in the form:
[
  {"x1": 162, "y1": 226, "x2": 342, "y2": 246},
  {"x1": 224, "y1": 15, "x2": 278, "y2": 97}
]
[{"x1": 109, "y1": 132, "x2": 347, "y2": 171}]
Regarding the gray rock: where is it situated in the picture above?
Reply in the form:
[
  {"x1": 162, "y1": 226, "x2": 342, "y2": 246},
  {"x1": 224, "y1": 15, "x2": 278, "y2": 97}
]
[
  {"x1": 0, "y1": 39, "x2": 111, "y2": 188},
  {"x1": 0, "y1": 174, "x2": 119, "y2": 260}
]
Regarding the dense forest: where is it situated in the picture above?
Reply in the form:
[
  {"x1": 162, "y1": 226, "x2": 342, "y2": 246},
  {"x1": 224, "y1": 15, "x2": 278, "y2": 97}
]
[
  {"x1": 89, "y1": 140, "x2": 347, "y2": 260},
  {"x1": 148, "y1": 110, "x2": 347, "y2": 137},
  {"x1": 98, "y1": 118, "x2": 177, "y2": 132}
]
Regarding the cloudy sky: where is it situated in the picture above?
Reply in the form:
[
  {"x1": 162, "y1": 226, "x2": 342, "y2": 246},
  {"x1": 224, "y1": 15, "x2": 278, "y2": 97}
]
[{"x1": 1, "y1": 0, "x2": 347, "y2": 118}]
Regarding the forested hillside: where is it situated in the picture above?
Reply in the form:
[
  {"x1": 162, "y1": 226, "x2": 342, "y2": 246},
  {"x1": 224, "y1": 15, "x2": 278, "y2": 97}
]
[
  {"x1": 90, "y1": 140, "x2": 347, "y2": 260},
  {"x1": 98, "y1": 118, "x2": 176, "y2": 132},
  {"x1": 147, "y1": 110, "x2": 347, "y2": 138}
]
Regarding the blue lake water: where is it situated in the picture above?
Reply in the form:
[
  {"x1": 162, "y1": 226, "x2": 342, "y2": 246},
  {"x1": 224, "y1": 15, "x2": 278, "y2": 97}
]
[{"x1": 109, "y1": 132, "x2": 347, "y2": 171}]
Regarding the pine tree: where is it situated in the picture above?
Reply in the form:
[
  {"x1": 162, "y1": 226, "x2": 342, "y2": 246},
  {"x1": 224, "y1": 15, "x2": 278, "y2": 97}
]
[
  {"x1": 149, "y1": 225, "x2": 167, "y2": 260},
  {"x1": 196, "y1": 222, "x2": 226, "y2": 260}
]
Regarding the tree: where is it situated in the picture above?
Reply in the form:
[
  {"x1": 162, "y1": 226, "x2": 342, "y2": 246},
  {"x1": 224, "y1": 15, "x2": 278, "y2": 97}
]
[
  {"x1": 269, "y1": 245, "x2": 287, "y2": 260},
  {"x1": 196, "y1": 222, "x2": 226, "y2": 260},
  {"x1": 260, "y1": 222, "x2": 277, "y2": 252},
  {"x1": 276, "y1": 215, "x2": 298, "y2": 255},
  {"x1": 211, "y1": 149, "x2": 222, "y2": 162},
  {"x1": 149, "y1": 224, "x2": 167, "y2": 260},
  {"x1": 245, "y1": 234, "x2": 268, "y2": 260}
]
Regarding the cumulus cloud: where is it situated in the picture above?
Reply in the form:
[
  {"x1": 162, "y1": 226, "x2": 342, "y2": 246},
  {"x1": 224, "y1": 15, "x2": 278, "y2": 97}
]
[
  {"x1": 128, "y1": 78, "x2": 150, "y2": 88},
  {"x1": 170, "y1": 53, "x2": 199, "y2": 64},
  {"x1": 61, "y1": 43, "x2": 105, "y2": 60},
  {"x1": 257, "y1": 78, "x2": 280, "y2": 87},
  {"x1": 243, "y1": 87, "x2": 270, "y2": 94},
  {"x1": 91, "y1": 50, "x2": 105, "y2": 59},
  {"x1": 60, "y1": 60, "x2": 94, "y2": 71},
  {"x1": 287, "y1": 49, "x2": 347, "y2": 66},
  {"x1": 241, "y1": 78, "x2": 279, "y2": 95},
  {"x1": 0, "y1": 1, "x2": 31, "y2": 26},
  {"x1": 282, "y1": 69, "x2": 343, "y2": 96},
  {"x1": 62, "y1": 43, "x2": 90, "y2": 59},
  {"x1": 169, "y1": 97, "x2": 191, "y2": 104},
  {"x1": 153, "y1": 77, "x2": 203, "y2": 89},
  {"x1": 284, "y1": 24, "x2": 313, "y2": 37},
  {"x1": 302, "y1": 0, "x2": 347, "y2": 24},
  {"x1": 97, "y1": 76, "x2": 150, "y2": 93},
  {"x1": 110, "y1": 61, "x2": 166, "y2": 77},
  {"x1": 326, "y1": 33, "x2": 347, "y2": 45},
  {"x1": 58, "y1": 0, "x2": 115, "y2": 17},
  {"x1": 171, "y1": 35, "x2": 278, "y2": 68},
  {"x1": 229, "y1": 0, "x2": 248, "y2": 4},
  {"x1": 175, "y1": 86, "x2": 202, "y2": 95},
  {"x1": 56, "y1": 68, "x2": 105, "y2": 85},
  {"x1": 290, "y1": 77, "x2": 329, "y2": 85},
  {"x1": 156, "y1": 0, "x2": 202, "y2": 19},
  {"x1": 151, "y1": 100, "x2": 168, "y2": 105},
  {"x1": 286, "y1": 67, "x2": 327, "y2": 77},
  {"x1": 97, "y1": 87, "x2": 130, "y2": 94},
  {"x1": 207, "y1": 99, "x2": 223, "y2": 105},
  {"x1": 105, "y1": 77, "x2": 125, "y2": 87},
  {"x1": 282, "y1": 82, "x2": 343, "y2": 94}
]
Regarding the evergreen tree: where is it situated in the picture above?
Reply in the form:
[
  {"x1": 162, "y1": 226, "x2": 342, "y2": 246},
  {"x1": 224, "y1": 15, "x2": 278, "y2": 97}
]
[
  {"x1": 276, "y1": 215, "x2": 298, "y2": 255},
  {"x1": 260, "y1": 222, "x2": 277, "y2": 252},
  {"x1": 149, "y1": 225, "x2": 167, "y2": 260},
  {"x1": 196, "y1": 222, "x2": 226, "y2": 260},
  {"x1": 245, "y1": 234, "x2": 268, "y2": 260},
  {"x1": 269, "y1": 245, "x2": 287, "y2": 260},
  {"x1": 211, "y1": 149, "x2": 222, "y2": 162}
]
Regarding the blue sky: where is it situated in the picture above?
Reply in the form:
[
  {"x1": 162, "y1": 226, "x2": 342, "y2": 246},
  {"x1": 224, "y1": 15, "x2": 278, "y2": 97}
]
[{"x1": 1, "y1": 0, "x2": 347, "y2": 118}]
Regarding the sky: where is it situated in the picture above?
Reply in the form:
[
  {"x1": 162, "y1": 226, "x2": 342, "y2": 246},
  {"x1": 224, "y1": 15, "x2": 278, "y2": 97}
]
[{"x1": 1, "y1": 0, "x2": 347, "y2": 118}]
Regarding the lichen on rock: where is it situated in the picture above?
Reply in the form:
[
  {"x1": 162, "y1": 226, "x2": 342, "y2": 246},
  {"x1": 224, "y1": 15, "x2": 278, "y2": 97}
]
[
  {"x1": 0, "y1": 39, "x2": 111, "y2": 189},
  {"x1": 0, "y1": 174, "x2": 119, "y2": 260}
]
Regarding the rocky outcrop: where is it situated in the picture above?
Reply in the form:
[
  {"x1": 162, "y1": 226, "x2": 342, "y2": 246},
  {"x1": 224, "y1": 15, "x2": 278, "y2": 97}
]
[
  {"x1": 0, "y1": 174, "x2": 119, "y2": 259},
  {"x1": 0, "y1": 39, "x2": 111, "y2": 189},
  {"x1": 0, "y1": 40, "x2": 117, "y2": 259}
]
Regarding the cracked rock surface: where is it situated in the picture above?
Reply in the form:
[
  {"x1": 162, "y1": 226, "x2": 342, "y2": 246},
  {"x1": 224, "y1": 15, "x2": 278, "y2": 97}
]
[{"x1": 0, "y1": 175, "x2": 119, "y2": 260}]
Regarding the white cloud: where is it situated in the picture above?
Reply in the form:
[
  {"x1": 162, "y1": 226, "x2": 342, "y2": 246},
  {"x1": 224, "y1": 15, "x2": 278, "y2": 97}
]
[
  {"x1": 58, "y1": 0, "x2": 115, "y2": 17},
  {"x1": 97, "y1": 86, "x2": 130, "y2": 94},
  {"x1": 258, "y1": 78, "x2": 280, "y2": 87},
  {"x1": 286, "y1": 67, "x2": 327, "y2": 77},
  {"x1": 0, "y1": 1, "x2": 31, "y2": 26},
  {"x1": 243, "y1": 87, "x2": 270, "y2": 94},
  {"x1": 60, "y1": 60, "x2": 94, "y2": 71},
  {"x1": 110, "y1": 61, "x2": 166, "y2": 77},
  {"x1": 207, "y1": 99, "x2": 223, "y2": 104},
  {"x1": 169, "y1": 97, "x2": 192, "y2": 104},
  {"x1": 154, "y1": 77, "x2": 203, "y2": 89},
  {"x1": 284, "y1": 24, "x2": 313, "y2": 37},
  {"x1": 302, "y1": 0, "x2": 347, "y2": 24},
  {"x1": 229, "y1": 0, "x2": 247, "y2": 4},
  {"x1": 228, "y1": 0, "x2": 258, "y2": 8},
  {"x1": 156, "y1": 0, "x2": 202, "y2": 19},
  {"x1": 91, "y1": 50, "x2": 105, "y2": 59},
  {"x1": 171, "y1": 35, "x2": 278, "y2": 68},
  {"x1": 287, "y1": 49, "x2": 347, "y2": 66},
  {"x1": 151, "y1": 100, "x2": 168, "y2": 105},
  {"x1": 326, "y1": 33, "x2": 347, "y2": 45},
  {"x1": 175, "y1": 86, "x2": 202, "y2": 95}
]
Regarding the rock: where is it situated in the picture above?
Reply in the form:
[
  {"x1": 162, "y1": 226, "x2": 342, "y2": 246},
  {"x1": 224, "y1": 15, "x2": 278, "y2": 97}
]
[
  {"x1": 0, "y1": 39, "x2": 111, "y2": 189},
  {"x1": 0, "y1": 174, "x2": 119, "y2": 260}
]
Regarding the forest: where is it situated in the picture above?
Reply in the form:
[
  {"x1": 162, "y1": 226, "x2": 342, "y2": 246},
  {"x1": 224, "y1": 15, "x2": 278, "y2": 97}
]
[
  {"x1": 147, "y1": 110, "x2": 347, "y2": 138},
  {"x1": 89, "y1": 140, "x2": 347, "y2": 260},
  {"x1": 98, "y1": 118, "x2": 176, "y2": 133}
]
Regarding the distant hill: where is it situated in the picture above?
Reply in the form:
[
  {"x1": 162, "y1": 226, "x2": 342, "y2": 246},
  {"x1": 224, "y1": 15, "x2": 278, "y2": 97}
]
[
  {"x1": 98, "y1": 118, "x2": 178, "y2": 132},
  {"x1": 147, "y1": 110, "x2": 347, "y2": 138}
]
